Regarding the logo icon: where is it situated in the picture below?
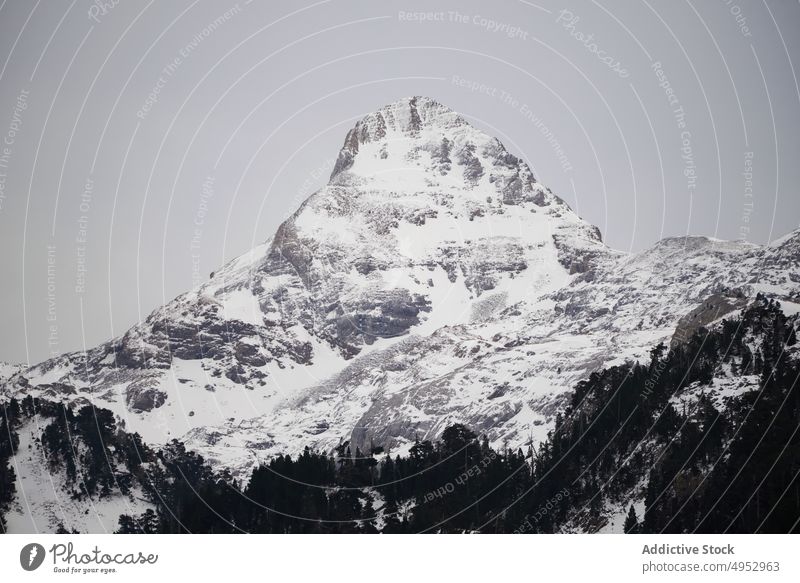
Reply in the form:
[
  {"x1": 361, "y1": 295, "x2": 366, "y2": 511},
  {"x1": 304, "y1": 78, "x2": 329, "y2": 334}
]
[{"x1": 20, "y1": 543, "x2": 46, "y2": 571}]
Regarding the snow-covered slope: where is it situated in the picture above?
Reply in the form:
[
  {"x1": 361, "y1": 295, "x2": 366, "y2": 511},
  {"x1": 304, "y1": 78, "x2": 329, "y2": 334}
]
[
  {"x1": 3, "y1": 97, "x2": 799, "y2": 481},
  {"x1": 0, "y1": 362, "x2": 24, "y2": 385},
  {"x1": 2, "y1": 417, "x2": 152, "y2": 533}
]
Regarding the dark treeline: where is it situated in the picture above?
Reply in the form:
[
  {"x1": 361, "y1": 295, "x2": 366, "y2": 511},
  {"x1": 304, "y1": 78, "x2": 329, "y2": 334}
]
[
  {"x1": 1, "y1": 297, "x2": 798, "y2": 533},
  {"x1": 525, "y1": 296, "x2": 799, "y2": 534},
  {"x1": 0, "y1": 404, "x2": 18, "y2": 533}
]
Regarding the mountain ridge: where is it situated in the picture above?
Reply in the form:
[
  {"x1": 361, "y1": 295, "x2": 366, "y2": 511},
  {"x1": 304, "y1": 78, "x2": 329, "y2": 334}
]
[{"x1": 2, "y1": 97, "x2": 798, "y2": 484}]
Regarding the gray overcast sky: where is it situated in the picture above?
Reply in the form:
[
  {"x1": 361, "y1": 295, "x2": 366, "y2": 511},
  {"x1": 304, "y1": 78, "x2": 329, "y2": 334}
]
[{"x1": 0, "y1": 0, "x2": 798, "y2": 364}]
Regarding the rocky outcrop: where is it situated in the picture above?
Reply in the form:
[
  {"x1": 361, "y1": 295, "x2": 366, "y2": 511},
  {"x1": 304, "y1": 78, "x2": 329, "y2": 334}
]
[{"x1": 671, "y1": 290, "x2": 749, "y2": 347}]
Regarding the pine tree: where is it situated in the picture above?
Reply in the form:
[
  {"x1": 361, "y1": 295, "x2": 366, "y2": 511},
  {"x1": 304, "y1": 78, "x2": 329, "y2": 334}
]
[
  {"x1": 624, "y1": 505, "x2": 639, "y2": 534},
  {"x1": 382, "y1": 498, "x2": 402, "y2": 533},
  {"x1": 360, "y1": 496, "x2": 378, "y2": 533}
]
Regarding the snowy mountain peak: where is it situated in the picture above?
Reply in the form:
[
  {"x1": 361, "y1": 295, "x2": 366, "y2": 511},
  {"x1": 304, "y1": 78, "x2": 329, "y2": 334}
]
[
  {"x1": 5, "y1": 98, "x2": 798, "y2": 498},
  {"x1": 328, "y1": 96, "x2": 564, "y2": 211},
  {"x1": 347, "y1": 96, "x2": 464, "y2": 144},
  {"x1": 331, "y1": 97, "x2": 464, "y2": 178}
]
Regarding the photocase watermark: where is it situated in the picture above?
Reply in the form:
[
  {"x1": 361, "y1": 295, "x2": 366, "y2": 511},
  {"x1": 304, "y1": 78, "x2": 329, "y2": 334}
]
[
  {"x1": 642, "y1": 329, "x2": 691, "y2": 399},
  {"x1": 46, "y1": 244, "x2": 59, "y2": 357},
  {"x1": 87, "y1": 0, "x2": 121, "y2": 24},
  {"x1": 450, "y1": 75, "x2": 500, "y2": 99},
  {"x1": 421, "y1": 450, "x2": 498, "y2": 503},
  {"x1": 651, "y1": 61, "x2": 697, "y2": 196},
  {"x1": 0, "y1": 88, "x2": 30, "y2": 214},
  {"x1": 296, "y1": 157, "x2": 335, "y2": 204},
  {"x1": 23, "y1": 542, "x2": 159, "y2": 574},
  {"x1": 398, "y1": 10, "x2": 529, "y2": 41},
  {"x1": 739, "y1": 151, "x2": 754, "y2": 242},
  {"x1": 516, "y1": 102, "x2": 574, "y2": 173},
  {"x1": 19, "y1": 543, "x2": 46, "y2": 571},
  {"x1": 136, "y1": 3, "x2": 244, "y2": 120},
  {"x1": 74, "y1": 176, "x2": 94, "y2": 294},
  {"x1": 555, "y1": 10, "x2": 629, "y2": 78},
  {"x1": 279, "y1": 156, "x2": 337, "y2": 327},
  {"x1": 721, "y1": 0, "x2": 753, "y2": 38},
  {"x1": 513, "y1": 487, "x2": 570, "y2": 533},
  {"x1": 450, "y1": 75, "x2": 574, "y2": 173},
  {"x1": 190, "y1": 175, "x2": 215, "y2": 289}
]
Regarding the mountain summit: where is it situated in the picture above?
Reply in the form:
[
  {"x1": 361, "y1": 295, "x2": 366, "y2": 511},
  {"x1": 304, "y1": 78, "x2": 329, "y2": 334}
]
[
  {"x1": 330, "y1": 96, "x2": 571, "y2": 208},
  {"x1": 2, "y1": 99, "x2": 799, "y2": 532}
]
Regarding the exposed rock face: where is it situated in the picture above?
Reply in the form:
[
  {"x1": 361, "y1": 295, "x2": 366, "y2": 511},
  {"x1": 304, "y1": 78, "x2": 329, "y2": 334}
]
[
  {"x1": 671, "y1": 290, "x2": 749, "y2": 347},
  {"x1": 2, "y1": 97, "x2": 799, "y2": 477},
  {"x1": 126, "y1": 386, "x2": 167, "y2": 413}
]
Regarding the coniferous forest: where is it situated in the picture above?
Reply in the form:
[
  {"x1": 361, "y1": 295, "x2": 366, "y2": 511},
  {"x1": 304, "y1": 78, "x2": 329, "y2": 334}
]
[{"x1": 1, "y1": 297, "x2": 798, "y2": 533}]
